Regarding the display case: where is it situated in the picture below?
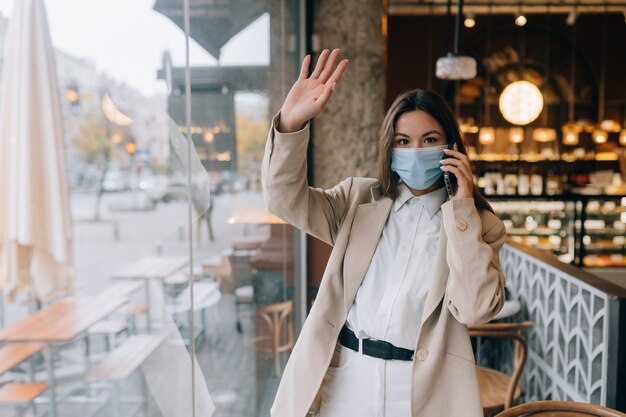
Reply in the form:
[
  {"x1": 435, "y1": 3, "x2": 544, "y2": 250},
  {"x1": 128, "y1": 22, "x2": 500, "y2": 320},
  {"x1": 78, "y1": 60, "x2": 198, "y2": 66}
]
[{"x1": 489, "y1": 194, "x2": 626, "y2": 267}]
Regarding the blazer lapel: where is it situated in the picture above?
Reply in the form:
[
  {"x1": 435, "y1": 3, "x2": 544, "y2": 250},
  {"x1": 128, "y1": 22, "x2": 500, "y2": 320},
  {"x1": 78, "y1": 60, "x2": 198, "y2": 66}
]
[
  {"x1": 421, "y1": 224, "x2": 450, "y2": 324},
  {"x1": 343, "y1": 195, "x2": 392, "y2": 313}
]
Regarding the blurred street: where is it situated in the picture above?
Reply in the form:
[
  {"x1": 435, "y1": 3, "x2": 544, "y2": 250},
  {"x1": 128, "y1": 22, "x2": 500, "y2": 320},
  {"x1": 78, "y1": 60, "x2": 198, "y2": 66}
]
[{"x1": 0, "y1": 188, "x2": 276, "y2": 417}]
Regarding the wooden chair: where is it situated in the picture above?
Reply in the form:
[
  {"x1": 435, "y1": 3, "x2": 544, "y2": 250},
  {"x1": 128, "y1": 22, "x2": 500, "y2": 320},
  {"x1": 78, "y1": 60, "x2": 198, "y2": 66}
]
[
  {"x1": 495, "y1": 400, "x2": 626, "y2": 417},
  {"x1": 467, "y1": 321, "x2": 534, "y2": 416},
  {"x1": 255, "y1": 300, "x2": 295, "y2": 378}
]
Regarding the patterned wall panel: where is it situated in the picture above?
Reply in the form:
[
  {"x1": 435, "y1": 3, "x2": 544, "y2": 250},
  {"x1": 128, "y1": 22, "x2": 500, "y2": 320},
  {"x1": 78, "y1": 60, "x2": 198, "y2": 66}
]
[{"x1": 485, "y1": 243, "x2": 614, "y2": 406}]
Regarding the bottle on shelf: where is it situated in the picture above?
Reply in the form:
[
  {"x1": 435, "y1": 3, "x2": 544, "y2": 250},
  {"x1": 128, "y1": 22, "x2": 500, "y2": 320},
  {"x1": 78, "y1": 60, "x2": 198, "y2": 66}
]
[{"x1": 530, "y1": 166, "x2": 543, "y2": 196}]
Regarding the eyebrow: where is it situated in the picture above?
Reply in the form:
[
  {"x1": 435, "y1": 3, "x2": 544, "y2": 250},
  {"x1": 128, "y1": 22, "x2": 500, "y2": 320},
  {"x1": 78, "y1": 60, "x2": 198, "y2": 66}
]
[{"x1": 394, "y1": 130, "x2": 442, "y2": 138}]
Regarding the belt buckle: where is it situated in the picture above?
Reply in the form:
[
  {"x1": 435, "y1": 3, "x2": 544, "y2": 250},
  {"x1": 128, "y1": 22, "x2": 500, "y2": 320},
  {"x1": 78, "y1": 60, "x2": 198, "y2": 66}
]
[{"x1": 358, "y1": 337, "x2": 363, "y2": 355}]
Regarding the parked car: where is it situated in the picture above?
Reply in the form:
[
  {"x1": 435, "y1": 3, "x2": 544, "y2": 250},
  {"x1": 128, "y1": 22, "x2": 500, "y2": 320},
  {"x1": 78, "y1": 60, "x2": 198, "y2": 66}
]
[
  {"x1": 142, "y1": 175, "x2": 187, "y2": 203},
  {"x1": 102, "y1": 170, "x2": 128, "y2": 192}
]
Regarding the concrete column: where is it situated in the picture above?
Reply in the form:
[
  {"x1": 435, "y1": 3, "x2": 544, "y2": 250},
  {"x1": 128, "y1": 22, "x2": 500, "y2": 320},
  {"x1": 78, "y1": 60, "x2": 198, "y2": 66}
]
[{"x1": 311, "y1": 0, "x2": 385, "y2": 188}]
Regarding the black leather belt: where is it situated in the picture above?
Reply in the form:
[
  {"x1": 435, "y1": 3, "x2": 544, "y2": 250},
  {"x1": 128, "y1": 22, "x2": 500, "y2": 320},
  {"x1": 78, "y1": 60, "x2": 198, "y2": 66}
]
[{"x1": 338, "y1": 324, "x2": 414, "y2": 361}]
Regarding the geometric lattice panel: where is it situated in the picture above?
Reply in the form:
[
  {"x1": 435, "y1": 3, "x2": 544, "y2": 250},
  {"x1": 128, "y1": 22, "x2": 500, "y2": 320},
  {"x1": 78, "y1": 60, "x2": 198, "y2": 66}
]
[{"x1": 494, "y1": 244, "x2": 610, "y2": 405}]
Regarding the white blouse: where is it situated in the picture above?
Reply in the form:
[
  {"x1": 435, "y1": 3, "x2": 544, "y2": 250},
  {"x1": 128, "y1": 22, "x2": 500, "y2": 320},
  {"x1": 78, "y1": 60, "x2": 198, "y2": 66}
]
[{"x1": 346, "y1": 183, "x2": 447, "y2": 351}]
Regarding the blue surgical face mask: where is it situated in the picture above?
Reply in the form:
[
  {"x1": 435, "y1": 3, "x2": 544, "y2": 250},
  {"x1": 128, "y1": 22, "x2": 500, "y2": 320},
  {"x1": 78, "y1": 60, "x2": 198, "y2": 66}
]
[{"x1": 390, "y1": 145, "x2": 447, "y2": 190}]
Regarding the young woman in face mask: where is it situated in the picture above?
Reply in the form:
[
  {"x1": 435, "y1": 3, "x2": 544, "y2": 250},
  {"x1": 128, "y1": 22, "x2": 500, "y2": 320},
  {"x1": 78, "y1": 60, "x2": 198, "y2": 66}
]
[{"x1": 262, "y1": 49, "x2": 506, "y2": 417}]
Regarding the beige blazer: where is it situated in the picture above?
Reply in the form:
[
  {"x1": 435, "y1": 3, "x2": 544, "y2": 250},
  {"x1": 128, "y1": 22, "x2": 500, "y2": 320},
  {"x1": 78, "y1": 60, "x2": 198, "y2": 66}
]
[{"x1": 262, "y1": 113, "x2": 507, "y2": 417}]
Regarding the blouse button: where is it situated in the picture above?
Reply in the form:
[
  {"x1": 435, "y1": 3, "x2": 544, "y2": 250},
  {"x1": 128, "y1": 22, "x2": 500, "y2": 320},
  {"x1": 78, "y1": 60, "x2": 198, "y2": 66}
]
[{"x1": 416, "y1": 349, "x2": 428, "y2": 361}]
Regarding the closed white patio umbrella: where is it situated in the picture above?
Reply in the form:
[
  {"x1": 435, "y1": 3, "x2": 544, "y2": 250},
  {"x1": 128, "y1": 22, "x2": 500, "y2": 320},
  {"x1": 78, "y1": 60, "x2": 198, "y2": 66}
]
[{"x1": 0, "y1": 0, "x2": 73, "y2": 302}]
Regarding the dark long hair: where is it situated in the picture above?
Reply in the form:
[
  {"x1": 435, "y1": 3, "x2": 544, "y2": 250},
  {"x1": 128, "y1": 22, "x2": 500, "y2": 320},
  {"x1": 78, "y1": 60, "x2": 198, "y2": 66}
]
[{"x1": 377, "y1": 88, "x2": 494, "y2": 213}]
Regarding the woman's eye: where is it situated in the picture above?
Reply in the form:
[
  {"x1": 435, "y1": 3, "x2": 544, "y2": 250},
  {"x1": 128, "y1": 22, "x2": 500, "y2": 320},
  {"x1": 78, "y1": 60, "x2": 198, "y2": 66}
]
[
  {"x1": 424, "y1": 137, "x2": 437, "y2": 144},
  {"x1": 397, "y1": 138, "x2": 409, "y2": 145}
]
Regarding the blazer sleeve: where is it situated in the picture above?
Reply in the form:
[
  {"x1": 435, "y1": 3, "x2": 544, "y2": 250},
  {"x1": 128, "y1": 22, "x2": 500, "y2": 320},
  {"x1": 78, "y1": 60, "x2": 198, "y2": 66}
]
[
  {"x1": 261, "y1": 112, "x2": 352, "y2": 246},
  {"x1": 441, "y1": 198, "x2": 507, "y2": 325}
]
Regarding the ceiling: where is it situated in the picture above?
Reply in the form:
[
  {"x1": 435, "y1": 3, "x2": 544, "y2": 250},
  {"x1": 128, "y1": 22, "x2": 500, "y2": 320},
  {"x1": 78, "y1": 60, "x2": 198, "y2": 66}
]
[{"x1": 389, "y1": 0, "x2": 626, "y2": 15}]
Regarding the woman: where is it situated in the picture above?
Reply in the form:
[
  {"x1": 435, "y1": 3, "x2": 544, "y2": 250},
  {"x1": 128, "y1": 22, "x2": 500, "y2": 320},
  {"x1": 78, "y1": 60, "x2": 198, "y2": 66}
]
[{"x1": 262, "y1": 49, "x2": 506, "y2": 417}]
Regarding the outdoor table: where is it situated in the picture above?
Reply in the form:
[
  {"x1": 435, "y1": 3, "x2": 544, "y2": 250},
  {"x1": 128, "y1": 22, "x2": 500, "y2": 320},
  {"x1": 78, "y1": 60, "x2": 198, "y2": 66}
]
[
  {"x1": 0, "y1": 295, "x2": 129, "y2": 417},
  {"x1": 112, "y1": 255, "x2": 188, "y2": 332}
]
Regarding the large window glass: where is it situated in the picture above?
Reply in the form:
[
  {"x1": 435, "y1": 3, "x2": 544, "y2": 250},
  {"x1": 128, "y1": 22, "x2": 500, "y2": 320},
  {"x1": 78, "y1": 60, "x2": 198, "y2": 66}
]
[{"x1": 0, "y1": 0, "x2": 302, "y2": 415}]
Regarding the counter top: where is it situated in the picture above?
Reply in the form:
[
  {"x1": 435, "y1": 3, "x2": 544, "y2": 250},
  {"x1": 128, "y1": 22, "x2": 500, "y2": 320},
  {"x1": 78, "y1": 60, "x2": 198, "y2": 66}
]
[{"x1": 505, "y1": 239, "x2": 626, "y2": 299}]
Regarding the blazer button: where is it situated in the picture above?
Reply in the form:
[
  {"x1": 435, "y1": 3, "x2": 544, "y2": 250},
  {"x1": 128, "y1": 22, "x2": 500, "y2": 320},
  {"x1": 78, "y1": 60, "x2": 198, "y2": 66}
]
[
  {"x1": 416, "y1": 349, "x2": 428, "y2": 361},
  {"x1": 455, "y1": 219, "x2": 468, "y2": 231}
]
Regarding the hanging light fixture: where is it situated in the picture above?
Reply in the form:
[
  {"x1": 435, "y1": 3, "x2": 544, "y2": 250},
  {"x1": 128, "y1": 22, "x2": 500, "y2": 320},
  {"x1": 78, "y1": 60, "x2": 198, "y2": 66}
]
[
  {"x1": 479, "y1": 6, "x2": 494, "y2": 145},
  {"x1": 479, "y1": 127, "x2": 495, "y2": 144},
  {"x1": 532, "y1": 10, "x2": 557, "y2": 142},
  {"x1": 500, "y1": 14, "x2": 543, "y2": 126},
  {"x1": 436, "y1": 0, "x2": 477, "y2": 80},
  {"x1": 621, "y1": 112, "x2": 626, "y2": 146},
  {"x1": 500, "y1": 81, "x2": 543, "y2": 125},
  {"x1": 459, "y1": 117, "x2": 479, "y2": 134},
  {"x1": 592, "y1": 129, "x2": 608, "y2": 144},
  {"x1": 599, "y1": 120, "x2": 622, "y2": 132},
  {"x1": 562, "y1": 123, "x2": 582, "y2": 145},
  {"x1": 515, "y1": 3, "x2": 527, "y2": 27},
  {"x1": 593, "y1": 8, "x2": 610, "y2": 145},
  {"x1": 562, "y1": 8, "x2": 580, "y2": 146},
  {"x1": 464, "y1": 13, "x2": 476, "y2": 28},
  {"x1": 509, "y1": 127, "x2": 524, "y2": 143},
  {"x1": 566, "y1": 8, "x2": 577, "y2": 26},
  {"x1": 533, "y1": 128, "x2": 557, "y2": 142}
]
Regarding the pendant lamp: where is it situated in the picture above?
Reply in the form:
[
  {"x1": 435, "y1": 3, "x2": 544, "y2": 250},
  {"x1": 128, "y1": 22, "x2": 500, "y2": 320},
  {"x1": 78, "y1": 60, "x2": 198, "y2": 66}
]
[
  {"x1": 509, "y1": 127, "x2": 524, "y2": 143},
  {"x1": 562, "y1": 10, "x2": 581, "y2": 145},
  {"x1": 532, "y1": 11, "x2": 556, "y2": 142},
  {"x1": 479, "y1": 7, "x2": 494, "y2": 145},
  {"x1": 593, "y1": 10, "x2": 609, "y2": 144},
  {"x1": 479, "y1": 127, "x2": 495, "y2": 145},
  {"x1": 436, "y1": 0, "x2": 476, "y2": 80},
  {"x1": 499, "y1": 16, "x2": 542, "y2": 126}
]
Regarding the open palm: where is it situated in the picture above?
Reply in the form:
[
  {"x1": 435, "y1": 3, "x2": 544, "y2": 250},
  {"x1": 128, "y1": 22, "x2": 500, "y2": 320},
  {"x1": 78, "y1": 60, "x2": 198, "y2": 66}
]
[{"x1": 279, "y1": 49, "x2": 349, "y2": 133}]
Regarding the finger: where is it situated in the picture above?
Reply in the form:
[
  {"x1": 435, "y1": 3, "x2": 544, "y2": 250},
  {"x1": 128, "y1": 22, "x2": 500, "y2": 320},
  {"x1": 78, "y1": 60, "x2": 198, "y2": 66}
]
[
  {"x1": 314, "y1": 82, "x2": 334, "y2": 110},
  {"x1": 441, "y1": 158, "x2": 472, "y2": 179},
  {"x1": 441, "y1": 166, "x2": 473, "y2": 194},
  {"x1": 443, "y1": 148, "x2": 469, "y2": 162},
  {"x1": 311, "y1": 49, "x2": 330, "y2": 79},
  {"x1": 440, "y1": 165, "x2": 470, "y2": 183},
  {"x1": 326, "y1": 59, "x2": 349, "y2": 86},
  {"x1": 298, "y1": 55, "x2": 311, "y2": 80},
  {"x1": 319, "y1": 49, "x2": 341, "y2": 83}
]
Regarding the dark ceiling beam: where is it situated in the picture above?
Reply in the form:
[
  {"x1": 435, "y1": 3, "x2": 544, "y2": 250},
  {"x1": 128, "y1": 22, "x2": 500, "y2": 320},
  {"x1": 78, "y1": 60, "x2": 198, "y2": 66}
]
[{"x1": 390, "y1": 1, "x2": 626, "y2": 15}]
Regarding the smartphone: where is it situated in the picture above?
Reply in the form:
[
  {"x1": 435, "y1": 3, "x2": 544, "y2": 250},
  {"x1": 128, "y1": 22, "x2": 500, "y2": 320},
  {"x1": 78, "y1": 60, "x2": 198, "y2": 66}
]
[{"x1": 443, "y1": 141, "x2": 457, "y2": 198}]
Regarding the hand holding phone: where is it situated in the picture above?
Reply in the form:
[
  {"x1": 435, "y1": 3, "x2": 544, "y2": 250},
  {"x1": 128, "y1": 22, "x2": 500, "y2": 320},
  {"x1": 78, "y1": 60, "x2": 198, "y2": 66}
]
[
  {"x1": 440, "y1": 142, "x2": 475, "y2": 200},
  {"x1": 443, "y1": 142, "x2": 457, "y2": 198}
]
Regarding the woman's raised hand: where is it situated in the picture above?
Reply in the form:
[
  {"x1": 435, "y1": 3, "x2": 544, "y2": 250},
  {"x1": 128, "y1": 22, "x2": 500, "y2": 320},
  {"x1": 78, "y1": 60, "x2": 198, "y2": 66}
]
[{"x1": 278, "y1": 49, "x2": 349, "y2": 133}]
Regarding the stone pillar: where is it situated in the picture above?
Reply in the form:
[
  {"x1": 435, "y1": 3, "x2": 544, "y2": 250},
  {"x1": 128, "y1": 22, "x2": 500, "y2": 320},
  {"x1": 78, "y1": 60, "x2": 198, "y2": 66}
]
[{"x1": 311, "y1": 0, "x2": 385, "y2": 188}]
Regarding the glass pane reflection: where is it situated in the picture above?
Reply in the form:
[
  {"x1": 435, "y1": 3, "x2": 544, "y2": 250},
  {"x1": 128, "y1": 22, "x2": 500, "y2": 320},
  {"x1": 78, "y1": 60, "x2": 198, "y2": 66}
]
[{"x1": 0, "y1": 0, "x2": 300, "y2": 415}]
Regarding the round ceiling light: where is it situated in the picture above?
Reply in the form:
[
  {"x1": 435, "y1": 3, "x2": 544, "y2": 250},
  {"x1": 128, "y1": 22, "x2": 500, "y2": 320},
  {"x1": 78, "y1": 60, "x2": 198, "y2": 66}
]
[{"x1": 499, "y1": 81, "x2": 544, "y2": 125}]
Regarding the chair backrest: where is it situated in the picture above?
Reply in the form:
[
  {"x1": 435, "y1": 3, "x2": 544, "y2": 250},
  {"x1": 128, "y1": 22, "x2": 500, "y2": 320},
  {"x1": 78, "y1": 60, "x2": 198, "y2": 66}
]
[
  {"x1": 252, "y1": 271, "x2": 286, "y2": 306},
  {"x1": 495, "y1": 400, "x2": 626, "y2": 417},
  {"x1": 468, "y1": 321, "x2": 534, "y2": 409},
  {"x1": 258, "y1": 300, "x2": 294, "y2": 347}
]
